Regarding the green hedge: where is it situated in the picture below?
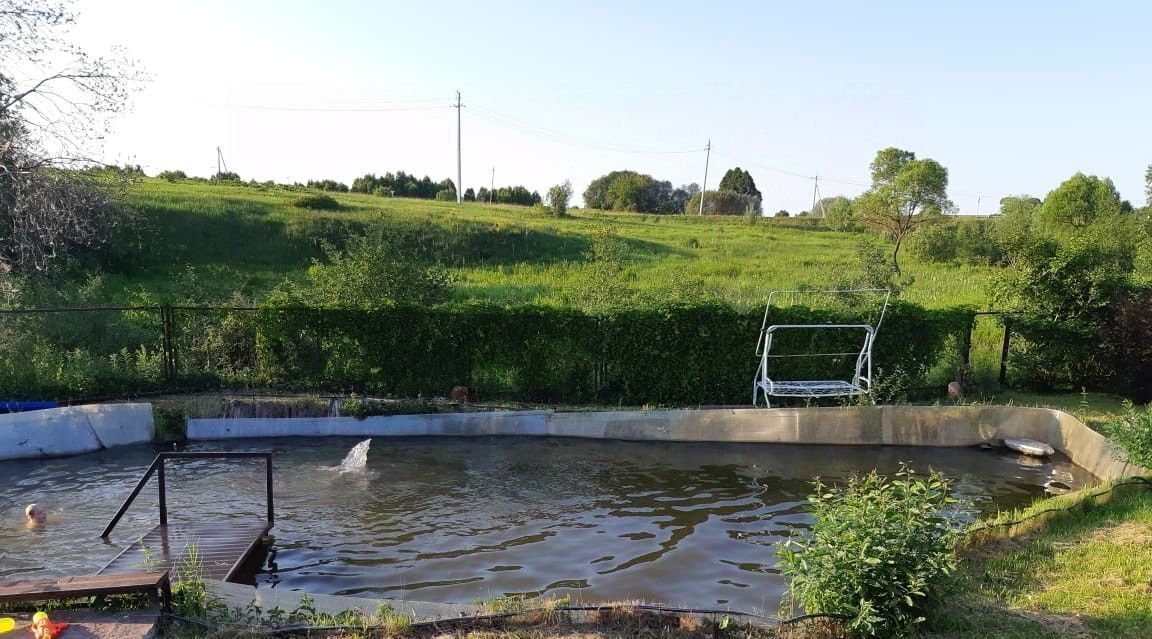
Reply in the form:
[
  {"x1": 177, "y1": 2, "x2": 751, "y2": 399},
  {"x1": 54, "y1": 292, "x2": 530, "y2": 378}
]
[{"x1": 0, "y1": 302, "x2": 974, "y2": 404}]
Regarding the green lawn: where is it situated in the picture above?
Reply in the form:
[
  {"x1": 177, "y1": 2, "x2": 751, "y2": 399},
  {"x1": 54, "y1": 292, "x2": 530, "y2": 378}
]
[
  {"x1": 93, "y1": 179, "x2": 998, "y2": 311},
  {"x1": 928, "y1": 483, "x2": 1152, "y2": 639}
]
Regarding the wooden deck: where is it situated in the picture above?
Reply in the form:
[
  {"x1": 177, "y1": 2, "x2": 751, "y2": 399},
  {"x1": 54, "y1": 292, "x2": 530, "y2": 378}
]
[
  {"x1": 98, "y1": 518, "x2": 271, "y2": 582},
  {"x1": 0, "y1": 572, "x2": 172, "y2": 611}
]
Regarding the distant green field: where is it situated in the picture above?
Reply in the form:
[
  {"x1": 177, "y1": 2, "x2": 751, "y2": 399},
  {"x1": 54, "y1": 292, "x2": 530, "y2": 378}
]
[{"x1": 94, "y1": 178, "x2": 998, "y2": 313}]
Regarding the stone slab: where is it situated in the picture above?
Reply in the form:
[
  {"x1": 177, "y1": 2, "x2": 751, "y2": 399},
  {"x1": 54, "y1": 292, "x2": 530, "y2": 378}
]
[
  {"x1": 81, "y1": 403, "x2": 154, "y2": 448},
  {"x1": 0, "y1": 407, "x2": 102, "y2": 460},
  {"x1": 0, "y1": 403, "x2": 154, "y2": 461}
]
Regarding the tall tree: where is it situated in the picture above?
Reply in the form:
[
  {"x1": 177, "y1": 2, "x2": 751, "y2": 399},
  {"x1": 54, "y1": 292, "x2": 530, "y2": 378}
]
[
  {"x1": 718, "y1": 167, "x2": 761, "y2": 199},
  {"x1": 1035, "y1": 173, "x2": 1123, "y2": 235},
  {"x1": 854, "y1": 147, "x2": 951, "y2": 275},
  {"x1": 582, "y1": 170, "x2": 685, "y2": 213},
  {"x1": 1145, "y1": 164, "x2": 1151, "y2": 205}
]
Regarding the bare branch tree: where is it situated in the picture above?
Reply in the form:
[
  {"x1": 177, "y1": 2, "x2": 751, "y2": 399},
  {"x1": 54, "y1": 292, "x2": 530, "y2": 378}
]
[{"x1": 1, "y1": 0, "x2": 144, "y2": 276}]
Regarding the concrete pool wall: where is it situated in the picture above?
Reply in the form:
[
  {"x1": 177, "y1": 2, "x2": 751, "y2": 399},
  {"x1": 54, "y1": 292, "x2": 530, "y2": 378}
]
[
  {"x1": 0, "y1": 403, "x2": 153, "y2": 460},
  {"x1": 187, "y1": 405, "x2": 1147, "y2": 481},
  {"x1": 0, "y1": 402, "x2": 1142, "y2": 481}
]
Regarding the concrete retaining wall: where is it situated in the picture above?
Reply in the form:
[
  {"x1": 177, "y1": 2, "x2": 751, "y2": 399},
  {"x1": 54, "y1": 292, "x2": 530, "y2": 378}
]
[
  {"x1": 188, "y1": 405, "x2": 1147, "y2": 481},
  {"x1": 0, "y1": 403, "x2": 154, "y2": 460}
]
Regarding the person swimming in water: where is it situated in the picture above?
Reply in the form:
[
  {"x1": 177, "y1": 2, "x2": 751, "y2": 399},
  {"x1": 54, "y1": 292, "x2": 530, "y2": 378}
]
[{"x1": 25, "y1": 503, "x2": 47, "y2": 528}]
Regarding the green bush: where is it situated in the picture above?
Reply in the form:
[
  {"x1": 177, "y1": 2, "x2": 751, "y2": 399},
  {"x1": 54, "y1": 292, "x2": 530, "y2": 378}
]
[
  {"x1": 340, "y1": 396, "x2": 443, "y2": 420},
  {"x1": 907, "y1": 224, "x2": 957, "y2": 263},
  {"x1": 1108, "y1": 402, "x2": 1152, "y2": 470},
  {"x1": 777, "y1": 466, "x2": 961, "y2": 638},
  {"x1": 153, "y1": 407, "x2": 187, "y2": 442},
  {"x1": 0, "y1": 300, "x2": 971, "y2": 403},
  {"x1": 685, "y1": 190, "x2": 762, "y2": 216},
  {"x1": 547, "y1": 181, "x2": 573, "y2": 217},
  {"x1": 994, "y1": 236, "x2": 1132, "y2": 391},
  {"x1": 293, "y1": 194, "x2": 342, "y2": 211}
]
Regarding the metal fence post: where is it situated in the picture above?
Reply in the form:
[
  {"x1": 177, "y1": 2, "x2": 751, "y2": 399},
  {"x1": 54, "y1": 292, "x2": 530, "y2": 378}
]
[
  {"x1": 157, "y1": 458, "x2": 167, "y2": 526},
  {"x1": 961, "y1": 316, "x2": 974, "y2": 371},
  {"x1": 998, "y1": 322, "x2": 1012, "y2": 388},
  {"x1": 160, "y1": 305, "x2": 178, "y2": 386}
]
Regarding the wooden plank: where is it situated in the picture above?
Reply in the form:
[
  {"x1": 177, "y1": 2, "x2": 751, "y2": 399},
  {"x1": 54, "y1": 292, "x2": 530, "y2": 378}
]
[
  {"x1": 98, "y1": 519, "x2": 270, "y2": 583},
  {"x1": 0, "y1": 571, "x2": 170, "y2": 605}
]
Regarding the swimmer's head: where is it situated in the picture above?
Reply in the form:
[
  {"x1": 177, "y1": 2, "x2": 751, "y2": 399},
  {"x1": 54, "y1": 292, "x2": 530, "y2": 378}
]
[{"x1": 25, "y1": 503, "x2": 46, "y2": 523}]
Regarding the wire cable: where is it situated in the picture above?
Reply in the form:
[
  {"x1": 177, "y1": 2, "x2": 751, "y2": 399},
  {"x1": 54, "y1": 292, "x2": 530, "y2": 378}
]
[
  {"x1": 966, "y1": 476, "x2": 1152, "y2": 534},
  {"x1": 196, "y1": 102, "x2": 454, "y2": 113},
  {"x1": 162, "y1": 605, "x2": 850, "y2": 636},
  {"x1": 469, "y1": 104, "x2": 707, "y2": 155}
]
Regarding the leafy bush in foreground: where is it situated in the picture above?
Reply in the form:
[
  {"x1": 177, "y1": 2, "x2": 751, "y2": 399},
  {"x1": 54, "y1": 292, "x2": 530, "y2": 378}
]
[
  {"x1": 1108, "y1": 402, "x2": 1152, "y2": 470},
  {"x1": 778, "y1": 466, "x2": 961, "y2": 638}
]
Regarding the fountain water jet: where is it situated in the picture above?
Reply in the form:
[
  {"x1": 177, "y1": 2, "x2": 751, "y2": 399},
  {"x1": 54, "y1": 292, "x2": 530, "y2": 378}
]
[{"x1": 335, "y1": 439, "x2": 371, "y2": 472}]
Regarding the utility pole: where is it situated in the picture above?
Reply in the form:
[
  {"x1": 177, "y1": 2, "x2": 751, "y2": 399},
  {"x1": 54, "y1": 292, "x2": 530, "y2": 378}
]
[
  {"x1": 698, "y1": 139, "x2": 711, "y2": 215},
  {"x1": 455, "y1": 90, "x2": 463, "y2": 204},
  {"x1": 215, "y1": 146, "x2": 228, "y2": 176},
  {"x1": 490, "y1": 166, "x2": 495, "y2": 203},
  {"x1": 976, "y1": 196, "x2": 981, "y2": 216},
  {"x1": 810, "y1": 173, "x2": 826, "y2": 217}
]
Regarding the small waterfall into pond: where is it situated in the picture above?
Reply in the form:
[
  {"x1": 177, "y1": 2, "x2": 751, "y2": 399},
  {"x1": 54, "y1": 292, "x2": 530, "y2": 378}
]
[{"x1": 336, "y1": 439, "x2": 371, "y2": 472}]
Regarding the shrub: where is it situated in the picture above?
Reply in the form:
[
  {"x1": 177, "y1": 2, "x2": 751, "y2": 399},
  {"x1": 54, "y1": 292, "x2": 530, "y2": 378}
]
[
  {"x1": 209, "y1": 171, "x2": 241, "y2": 183},
  {"x1": 340, "y1": 396, "x2": 443, "y2": 419},
  {"x1": 293, "y1": 194, "x2": 342, "y2": 211},
  {"x1": 907, "y1": 224, "x2": 957, "y2": 263},
  {"x1": 153, "y1": 407, "x2": 187, "y2": 442},
  {"x1": 286, "y1": 232, "x2": 453, "y2": 309},
  {"x1": 305, "y1": 179, "x2": 349, "y2": 192},
  {"x1": 778, "y1": 466, "x2": 961, "y2": 638},
  {"x1": 1108, "y1": 402, "x2": 1152, "y2": 469},
  {"x1": 993, "y1": 235, "x2": 1132, "y2": 391},
  {"x1": 854, "y1": 238, "x2": 901, "y2": 294},
  {"x1": 547, "y1": 180, "x2": 573, "y2": 217},
  {"x1": 821, "y1": 196, "x2": 857, "y2": 231},
  {"x1": 434, "y1": 188, "x2": 457, "y2": 202},
  {"x1": 953, "y1": 220, "x2": 1003, "y2": 265},
  {"x1": 158, "y1": 170, "x2": 187, "y2": 182},
  {"x1": 684, "y1": 190, "x2": 761, "y2": 216},
  {"x1": 1100, "y1": 287, "x2": 1152, "y2": 401}
]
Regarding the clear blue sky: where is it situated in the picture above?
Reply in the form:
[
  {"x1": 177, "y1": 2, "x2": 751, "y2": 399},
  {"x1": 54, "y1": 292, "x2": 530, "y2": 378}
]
[{"x1": 74, "y1": 0, "x2": 1151, "y2": 211}]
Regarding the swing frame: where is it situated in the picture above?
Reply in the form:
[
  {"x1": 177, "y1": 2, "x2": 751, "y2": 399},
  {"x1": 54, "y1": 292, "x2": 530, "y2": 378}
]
[{"x1": 752, "y1": 289, "x2": 891, "y2": 407}]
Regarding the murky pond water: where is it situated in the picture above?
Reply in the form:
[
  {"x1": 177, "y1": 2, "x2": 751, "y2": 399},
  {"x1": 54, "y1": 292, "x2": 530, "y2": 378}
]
[{"x1": 0, "y1": 437, "x2": 1092, "y2": 612}]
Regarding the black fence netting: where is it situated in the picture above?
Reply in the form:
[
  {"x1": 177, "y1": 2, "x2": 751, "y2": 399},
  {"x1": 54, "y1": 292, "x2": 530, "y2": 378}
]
[{"x1": 0, "y1": 302, "x2": 975, "y2": 405}]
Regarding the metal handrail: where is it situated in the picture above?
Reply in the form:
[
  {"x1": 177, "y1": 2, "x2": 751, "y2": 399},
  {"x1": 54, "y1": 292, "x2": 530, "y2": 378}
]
[{"x1": 101, "y1": 452, "x2": 274, "y2": 539}]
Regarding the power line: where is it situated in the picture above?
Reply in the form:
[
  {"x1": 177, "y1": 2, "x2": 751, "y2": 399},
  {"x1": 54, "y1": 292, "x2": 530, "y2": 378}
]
[
  {"x1": 711, "y1": 149, "x2": 815, "y2": 180},
  {"x1": 469, "y1": 104, "x2": 707, "y2": 155},
  {"x1": 196, "y1": 102, "x2": 454, "y2": 113},
  {"x1": 187, "y1": 95, "x2": 1014, "y2": 204}
]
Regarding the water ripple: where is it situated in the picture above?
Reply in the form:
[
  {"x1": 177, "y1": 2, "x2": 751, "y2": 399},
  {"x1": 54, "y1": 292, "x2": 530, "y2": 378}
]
[{"x1": 0, "y1": 438, "x2": 1093, "y2": 610}]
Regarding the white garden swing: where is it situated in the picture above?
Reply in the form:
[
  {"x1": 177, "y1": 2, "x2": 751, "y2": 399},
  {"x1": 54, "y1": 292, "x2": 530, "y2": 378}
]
[{"x1": 752, "y1": 289, "x2": 891, "y2": 407}]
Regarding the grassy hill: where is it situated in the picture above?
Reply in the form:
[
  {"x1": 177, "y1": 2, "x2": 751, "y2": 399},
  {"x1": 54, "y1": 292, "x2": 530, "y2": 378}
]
[{"x1": 90, "y1": 178, "x2": 997, "y2": 311}]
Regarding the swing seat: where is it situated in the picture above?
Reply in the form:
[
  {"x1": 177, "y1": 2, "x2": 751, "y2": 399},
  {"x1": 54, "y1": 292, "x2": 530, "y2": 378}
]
[
  {"x1": 762, "y1": 379, "x2": 867, "y2": 397},
  {"x1": 752, "y1": 290, "x2": 889, "y2": 408}
]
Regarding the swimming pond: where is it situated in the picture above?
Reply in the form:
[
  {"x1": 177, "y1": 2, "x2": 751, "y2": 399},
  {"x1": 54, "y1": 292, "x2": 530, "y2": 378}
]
[{"x1": 0, "y1": 437, "x2": 1092, "y2": 612}]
